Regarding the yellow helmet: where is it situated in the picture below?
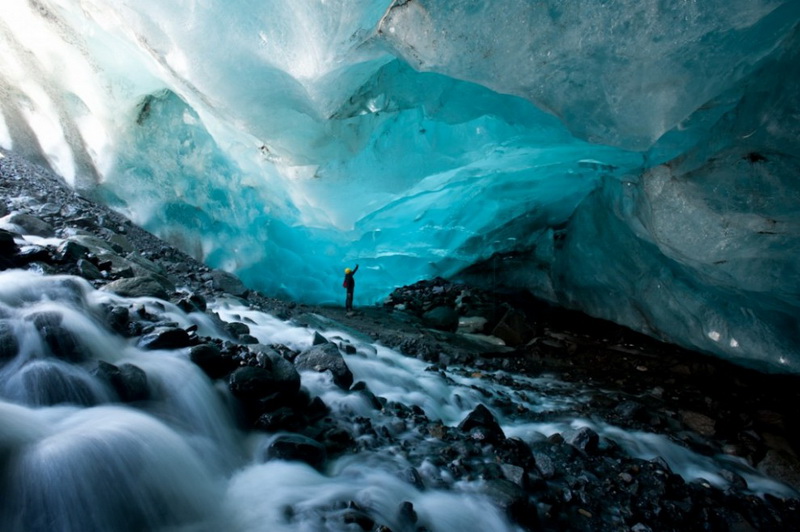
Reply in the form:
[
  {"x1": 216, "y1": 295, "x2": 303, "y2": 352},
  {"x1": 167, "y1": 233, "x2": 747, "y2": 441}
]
[{"x1": 344, "y1": 268, "x2": 352, "y2": 274}]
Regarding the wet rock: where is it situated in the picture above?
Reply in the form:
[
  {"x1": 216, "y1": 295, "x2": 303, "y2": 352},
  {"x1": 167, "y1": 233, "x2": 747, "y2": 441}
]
[
  {"x1": 189, "y1": 343, "x2": 237, "y2": 379},
  {"x1": 92, "y1": 360, "x2": 149, "y2": 402},
  {"x1": 56, "y1": 240, "x2": 90, "y2": 263},
  {"x1": 312, "y1": 331, "x2": 329, "y2": 345},
  {"x1": 16, "y1": 361, "x2": 100, "y2": 406},
  {"x1": 16, "y1": 245, "x2": 50, "y2": 265},
  {"x1": 422, "y1": 306, "x2": 459, "y2": 332},
  {"x1": 566, "y1": 426, "x2": 600, "y2": 454},
  {"x1": 77, "y1": 258, "x2": 104, "y2": 280},
  {"x1": 295, "y1": 343, "x2": 353, "y2": 389},
  {"x1": 102, "y1": 276, "x2": 171, "y2": 299},
  {"x1": 458, "y1": 404, "x2": 505, "y2": 443},
  {"x1": 0, "y1": 320, "x2": 19, "y2": 360},
  {"x1": 261, "y1": 433, "x2": 327, "y2": 470},
  {"x1": 229, "y1": 360, "x2": 301, "y2": 405},
  {"x1": 225, "y1": 321, "x2": 250, "y2": 337},
  {"x1": 7, "y1": 213, "x2": 53, "y2": 237},
  {"x1": 27, "y1": 311, "x2": 84, "y2": 362},
  {"x1": 138, "y1": 327, "x2": 194, "y2": 350},
  {"x1": 176, "y1": 293, "x2": 207, "y2": 313}
]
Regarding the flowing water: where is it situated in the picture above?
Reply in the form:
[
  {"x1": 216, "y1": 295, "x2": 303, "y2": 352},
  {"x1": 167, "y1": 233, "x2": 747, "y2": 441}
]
[{"x1": 0, "y1": 269, "x2": 794, "y2": 531}]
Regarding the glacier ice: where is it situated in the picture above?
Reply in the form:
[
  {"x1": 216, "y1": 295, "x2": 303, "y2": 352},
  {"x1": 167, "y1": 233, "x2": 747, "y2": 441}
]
[{"x1": 0, "y1": 0, "x2": 799, "y2": 372}]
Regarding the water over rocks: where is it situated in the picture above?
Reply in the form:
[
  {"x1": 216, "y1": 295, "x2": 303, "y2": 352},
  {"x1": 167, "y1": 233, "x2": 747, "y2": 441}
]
[{"x1": 2, "y1": 149, "x2": 800, "y2": 531}]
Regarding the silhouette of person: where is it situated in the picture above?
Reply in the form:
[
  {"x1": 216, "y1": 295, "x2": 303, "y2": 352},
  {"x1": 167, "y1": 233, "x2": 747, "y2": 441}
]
[{"x1": 342, "y1": 264, "x2": 359, "y2": 311}]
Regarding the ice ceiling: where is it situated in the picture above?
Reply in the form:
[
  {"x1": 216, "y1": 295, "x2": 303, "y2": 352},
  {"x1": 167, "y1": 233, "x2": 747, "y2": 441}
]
[{"x1": 1, "y1": 0, "x2": 799, "y2": 372}]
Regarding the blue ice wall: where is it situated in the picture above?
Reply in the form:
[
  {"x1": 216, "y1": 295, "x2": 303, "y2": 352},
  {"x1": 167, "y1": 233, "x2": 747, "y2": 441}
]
[{"x1": 0, "y1": 1, "x2": 798, "y2": 372}]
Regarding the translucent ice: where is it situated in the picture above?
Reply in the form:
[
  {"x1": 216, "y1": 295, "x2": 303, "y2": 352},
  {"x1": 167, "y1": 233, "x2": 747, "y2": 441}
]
[{"x1": 1, "y1": 1, "x2": 799, "y2": 371}]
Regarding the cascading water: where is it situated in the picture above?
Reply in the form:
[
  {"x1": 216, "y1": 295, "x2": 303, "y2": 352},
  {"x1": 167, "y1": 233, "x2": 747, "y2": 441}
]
[{"x1": 1, "y1": 268, "x2": 794, "y2": 531}]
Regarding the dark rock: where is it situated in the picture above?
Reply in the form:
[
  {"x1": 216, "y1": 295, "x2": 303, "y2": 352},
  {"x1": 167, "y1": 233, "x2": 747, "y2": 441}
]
[
  {"x1": 210, "y1": 270, "x2": 248, "y2": 297},
  {"x1": 77, "y1": 258, "x2": 104, "y2": 280},
  {"x1": 533, "y1": 451, "x2": 557, "y2": 479},
  {"x1": 229, "y1": 359, "x2": 301, "y2": 404},
  {"x1": 397, "y1": 501, "x2": 418, "y2": 527},
  {"x1": 758, "y1": 450, "x2": 800, "y2": 492},
  {"x1": 261, "y1": 433, "x2": 327, "y2": 470},
  {"x1": 566, "y1": 426, "x2": 600, "y2": 454},
  {"x1": 176, "y1": 293, "x2": 207, "y2": 313},
  {"x1": 490, "y1": 308, "x2": 534, "y2": 347},
  {"x1": 189, "y1": 343, "x2": 237, "y2": 379},
  {"x1": 0, "y1": 229, "x2": 20, "y2": 254},
  {"x1": 312, "y1": 331, "x2": 329, "y2": 345},
  {"x1": 138, "y1": 327, "x2": 194, "y2": 350},
  {"x1": 105, "y1": 306, "x2": 130, "y2": 335},
  {"x1": 27, "y1": 311, "x2": 84, "y2": 362},
  {"x1": 458, "y1": 404, "x2": 505, "y2": 442},
  {"x1": 295, "y1": 343, "x2": 353, "y2": 389},
  {"x1": 7, "y1": 213, "x2": 53, "y2": 237},
  {"x1": 480, "y1": 478, "x2": 538, "y2": 529},
  {"x1": 0, "y1": 320, "x2": 19, "y2": 360},
  {"x1": 56, "y1": 240, "x2": 90, "y2": 262},
  {"x1": 16, "y1": 361, "x2": 99, "y2": 406},
  {"x1": 225, "y1": 321, "x2": 250, "y2": 337},
  {"x1": 421, "y1": 306, "x2": 459, "y2": 332},
  {"x1": 92, "y1": 360, "x2": 149, "y2": 402},
  {"x1": 16, "y1": 245, "x2": 51, "y2": 264},
  {"x1": 256, "y1": 407, "x2": 303, "y2": 432},
  {"x1": 102, "y1": 276, "x2": 171, "y2": 299},
  {"x1": 400, "y1": 467, "x2": 425, "y2": 490}
]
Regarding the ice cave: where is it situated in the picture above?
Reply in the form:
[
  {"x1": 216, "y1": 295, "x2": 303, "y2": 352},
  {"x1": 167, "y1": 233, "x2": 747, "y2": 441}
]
[{"x1": 1, "y1": 0, "x2": 799, "y2": 373}]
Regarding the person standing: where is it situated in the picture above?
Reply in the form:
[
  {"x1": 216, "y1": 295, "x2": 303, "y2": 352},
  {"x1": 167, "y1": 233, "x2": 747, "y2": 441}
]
[{"x1": 342, "y1": 264, "x2": 359, "y2": 311}]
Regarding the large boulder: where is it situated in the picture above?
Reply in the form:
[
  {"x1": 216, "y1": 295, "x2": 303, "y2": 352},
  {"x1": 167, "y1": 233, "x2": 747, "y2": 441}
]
[
  {"x1": 102, "y1": 276, "x2": 172, "y2": 299},
  {"x1": 189, "y1": 343, "x2": 237, "y2": 379},
  {"x1": 209, "y1": 270, "x2": 248, "y2": 297},
  {"x1": 26, "y1": 311, "x2": 84, "y2": 362},
  {"x1": 92, "y1": 360, "x2": 149, "y2": 402},
  {"x1": 228, "y1": 356, "x2": 301, "y2": 404},
  {"x1": 294, "y1": 343, "x2": 353, "y2": 389},
  {"x1": 6, "y1": 213, "x2": 53, "y2": 237},
  {"x1": 0, "y1": 320, "x2": 19, "y2": 360}
]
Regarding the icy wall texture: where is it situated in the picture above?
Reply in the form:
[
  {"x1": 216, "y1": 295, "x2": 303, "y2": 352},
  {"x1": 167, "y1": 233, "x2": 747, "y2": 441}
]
[{"x1": 0, "y1": 0, "x2": 798, "y2": 372}]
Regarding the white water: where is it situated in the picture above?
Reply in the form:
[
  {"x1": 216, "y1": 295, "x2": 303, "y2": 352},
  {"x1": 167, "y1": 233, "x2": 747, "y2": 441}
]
[{"x1": 0, "y1": 269, "x2": 795, "y2": 531}]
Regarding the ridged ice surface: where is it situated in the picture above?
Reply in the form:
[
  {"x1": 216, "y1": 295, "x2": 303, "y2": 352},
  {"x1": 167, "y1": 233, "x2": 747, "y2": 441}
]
[{"x1": 1, "y1": 1, "x2": 799, "y2": 371}]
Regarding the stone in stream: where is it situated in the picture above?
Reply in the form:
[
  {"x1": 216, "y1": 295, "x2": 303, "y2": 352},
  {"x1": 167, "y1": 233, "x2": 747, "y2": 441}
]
[
  {"x1": 458, "y1": 403, "x2": 505, "y2": 443},
  {"x1": 261, "y1": 433, "x2": 327, "y2": 470},
  {"x1": 294, "y1": 342, "x2": 353, "y2": 390}
]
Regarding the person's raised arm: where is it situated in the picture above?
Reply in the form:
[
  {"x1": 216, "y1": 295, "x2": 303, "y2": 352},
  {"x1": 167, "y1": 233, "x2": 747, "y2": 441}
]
[{"x1": 353, "y1": 264, "x2": 359, "y2": 274}]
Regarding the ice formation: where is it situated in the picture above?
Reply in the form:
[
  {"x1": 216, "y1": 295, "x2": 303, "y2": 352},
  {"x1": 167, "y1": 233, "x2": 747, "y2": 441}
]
[{"x1": 1, "y1": 0, "x2": 798, "y2": 372}]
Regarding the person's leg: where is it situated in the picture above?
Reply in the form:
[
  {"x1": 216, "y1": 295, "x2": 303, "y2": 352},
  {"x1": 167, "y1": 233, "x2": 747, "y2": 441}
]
[{"x1": 346, "y1": 291, "x2": 353, "y2": 310}]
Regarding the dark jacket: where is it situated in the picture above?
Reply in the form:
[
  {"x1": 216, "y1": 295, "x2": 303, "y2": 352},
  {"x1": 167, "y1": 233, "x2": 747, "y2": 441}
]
[{"x1": 343, "y1": 265, "x2": 359, "y2": 291}]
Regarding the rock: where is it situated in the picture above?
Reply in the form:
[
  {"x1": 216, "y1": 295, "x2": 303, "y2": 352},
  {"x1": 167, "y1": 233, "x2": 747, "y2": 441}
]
[
  {"x1": 189, "y1": 343, "x2": 237, "y2": 379},
  {"x1": 77, "y1": 258, "x2": 104, "y2": 280},
  {"x1": 312, "y1": 331, "x2": 329, "y2": 345},
  {"x1": 102, "y1": 276, "x2": 171, "y2": 299},
  {"x1": 490, "y1": 308, "x2": 534, "y2": 347},
  {"x1": 108, "y1": 233, "x2": 133, "y2": 253},
  {"x1": 458, "y1": 404, "x2": 505, "y2": 442},
  {"x1": 421, "y1": 306, "x2": 459, "y2": 332},
  {"x1": 261, "y1": 433, "x2": 327, "y2": 470},
  {"x1": 104, "y1": 306, "x2": 130, "y2": 335},
  {"x1": 176, "y1": 293, "x2": 207, "y2": 313},
  {"x1": 0, "y1": 229, "x2": 20, "y2": 255},
  {"x1": 229, "y1": 360, "x2": 301, "y2": 404},
  {"x1": 680, "y1": 410, "x2": 716, "y2": 437},
  {"x1": 0, "y1": 320, "x2": 19, "y2": 360},
  {"x1": 225, "y1": 321, "x2": 250, "y2": 337},
  {"x1": 566, "y1": 426, "x2": 600, "y2": 454},
  {"x1": 7, "y1": 213, "x2": 53, "y2": 237},
  {"x1": 209, "y1": 270, "x2": 248, "y2": 297},
  {"x1": 92, "y1": 360, "x2": 149, "y2": 402},
  {"x1": 758, "y1": 450, "x2": 800, "y2": 492},
  {"x1": 56, "y1": 240, "x2": 90, "y2": 262},
  {"x1": 138, "y1": 327, "x2": 194, "y2": 350},
  {"x1": 294, "y1": 343, "x2": 353, "y2": 389},
  {"x1": 480, "y1": 478, "x2": 538, "y2": 529},
  {"x1": 27, "y1": 311, "x2": 84, "y2": 362}
]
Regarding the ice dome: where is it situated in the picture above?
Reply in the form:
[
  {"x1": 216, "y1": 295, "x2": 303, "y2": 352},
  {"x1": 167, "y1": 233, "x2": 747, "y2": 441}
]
[{"x1": 1, "y1": 0, "x2": 799, "y2": 372}]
